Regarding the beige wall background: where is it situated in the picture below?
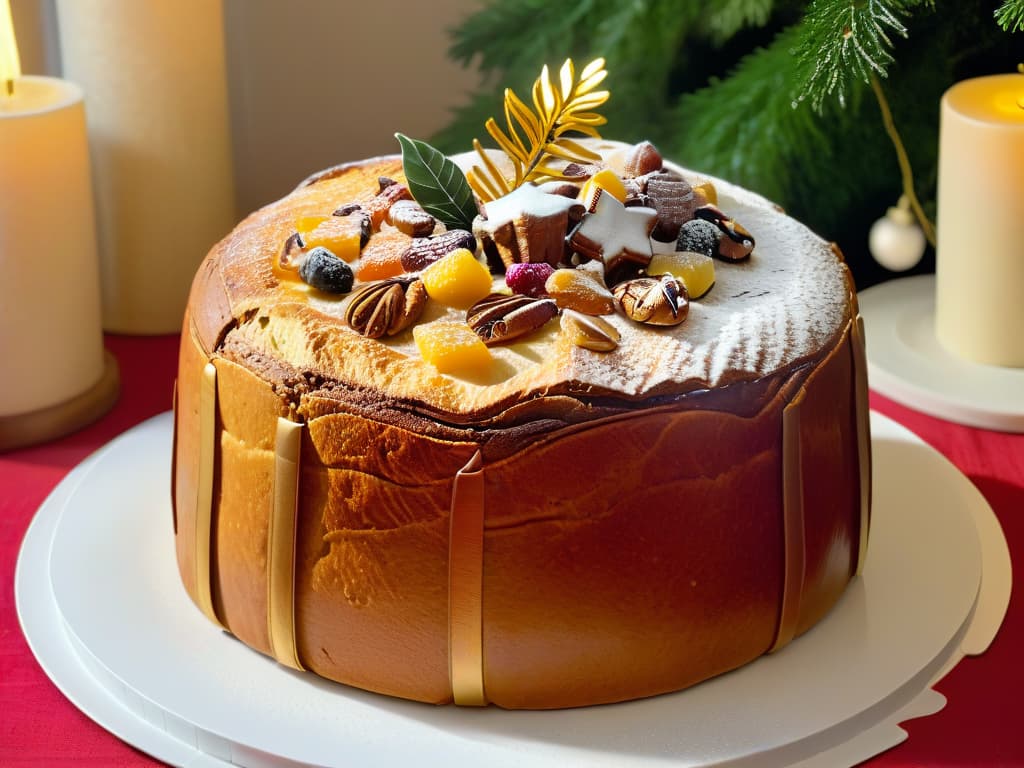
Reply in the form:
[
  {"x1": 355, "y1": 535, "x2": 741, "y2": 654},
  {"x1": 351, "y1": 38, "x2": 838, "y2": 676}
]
[{"x1": 10, "y1": 0, "x2": 482, "y2": 214}]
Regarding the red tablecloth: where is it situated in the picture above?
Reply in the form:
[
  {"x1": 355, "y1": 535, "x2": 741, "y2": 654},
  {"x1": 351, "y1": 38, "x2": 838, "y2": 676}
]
[{"x1": 2, "y1": 335, "x2": 1021, "y2": 767}]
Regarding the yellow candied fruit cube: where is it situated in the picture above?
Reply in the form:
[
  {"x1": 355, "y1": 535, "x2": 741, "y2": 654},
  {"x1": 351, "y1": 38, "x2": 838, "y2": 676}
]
[
  {"x1": 296, "y1": 215, "x2": 328, "y2": 236},
  {"x1": 420, "y1": 248, "x2": 492, "y2": 308},
  {"x1": 648, "y1": 251, "x2": 716, "y2": 299},
  {"x1": 693, "y1": 181, "x2": 718, "y2": 206},
  {"x1": 413, "y1": 321, "x2": 493, "y2": 374},
  {"x1": 305, "y1": 217, "x2": 362, "y2": 262},
  {"x1": 581, "y1": 168, "x2": 628, "y2": 209}
]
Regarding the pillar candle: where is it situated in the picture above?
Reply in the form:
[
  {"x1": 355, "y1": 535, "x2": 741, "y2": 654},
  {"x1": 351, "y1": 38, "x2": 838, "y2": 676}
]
[
  {"x1": 0, "y1": 76, "x2": 105, "y2": 416},
  {"x1": 935, "y1": 73, "x2": 1024, "y2": 367},
  {"x1": 55, "y1": 0, "x2": 236, "y2": 334}
]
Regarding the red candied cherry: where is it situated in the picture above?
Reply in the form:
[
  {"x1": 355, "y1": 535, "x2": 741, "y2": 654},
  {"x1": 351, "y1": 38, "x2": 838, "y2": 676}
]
[{"x1": 505, "y1": 262, "x2": 555, "y2": 298}]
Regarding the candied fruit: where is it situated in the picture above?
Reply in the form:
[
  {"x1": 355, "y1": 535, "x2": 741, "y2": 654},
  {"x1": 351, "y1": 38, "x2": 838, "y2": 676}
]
[
  {"x1": 296, "y1": 215, "x2": 328, "y2": 235},
  {"x1": 413, "y1": 321, "x2": 493, "y2": 374},
  {"x1": 505, "y1": 262, "x2": 554, "y2": 297},
  {"x1": 544, "y1": 267, "x2": 615, "y2": 315},
  {"x1": 693, "y1": 181, "x2": 718, "y2": 206},
  {"x1": 305, "y1": 216, "x2": 363, "y2": 262},
  {"x1": 420, "y1": 248, "x2": 493, "y2": 308},
  {"x1": 355, "y1": 230, "x2": 412, "y2": 281},
  {"x1": 648, "y1": 251, "x2": 716, "y2": 299},
  {"x1": 581, "y1": 168, "x2": 628, "y2": 210}
]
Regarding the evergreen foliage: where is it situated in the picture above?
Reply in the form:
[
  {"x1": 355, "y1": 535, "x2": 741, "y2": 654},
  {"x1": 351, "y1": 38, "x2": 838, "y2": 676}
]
[
  {"x1": 996, "y1": 0, "x2": 1024, "y2": 32},
  {"x1": 436, "y1": 1, "x2": 1022, "y2": 287}
]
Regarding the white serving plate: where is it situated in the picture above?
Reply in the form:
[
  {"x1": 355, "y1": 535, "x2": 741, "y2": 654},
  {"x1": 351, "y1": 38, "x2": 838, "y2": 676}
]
[{"x1": 17, "y1": 411, "x2": 1011, "y2": 767}]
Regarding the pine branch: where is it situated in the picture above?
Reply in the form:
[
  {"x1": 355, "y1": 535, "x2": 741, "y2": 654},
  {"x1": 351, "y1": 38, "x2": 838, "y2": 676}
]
[
  {"x1": 793, "y1": 0, "x2": 935, "y2": 111},
  {"x1": 436, "y1": 0, "x2": 781, "y2": 153},
  {"x1": 995, "y1": 0, "x2": 1024, "y2": 32},
  {"x1": 671, "y1": 26, "x2": 837, "y2": 208},
  {"x1": 698, "y1": 0, "x2": 777, "y2": 44}
]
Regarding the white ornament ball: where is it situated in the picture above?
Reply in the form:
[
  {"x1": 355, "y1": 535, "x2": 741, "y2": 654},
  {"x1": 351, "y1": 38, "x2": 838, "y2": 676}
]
[{"x1": 869, "y1": 207, "x2": 926, "y2": 272}]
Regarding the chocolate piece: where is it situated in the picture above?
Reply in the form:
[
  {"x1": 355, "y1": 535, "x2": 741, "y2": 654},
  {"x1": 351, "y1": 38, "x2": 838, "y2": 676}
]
[
  {"x1": 695, "y1": 205, "x2": 755, "y2": 261},
  {"x1": 647, "y1": 176, "x2": 697, "y2": 242}
]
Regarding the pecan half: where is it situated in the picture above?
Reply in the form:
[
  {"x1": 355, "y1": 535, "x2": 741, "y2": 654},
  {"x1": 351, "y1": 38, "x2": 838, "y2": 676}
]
[
  {"x1": 400, "y1": 229, "x2": 476, "y2": 272},
  {"x1": 344, "y1": 277, "x2": 426, "y2": 338},
  {"x1": 466, "y1": 293, "x2": 558, "y2": 346},
  {"x1": 613, "y1": 276, "x2": 689, "y2": 327}
]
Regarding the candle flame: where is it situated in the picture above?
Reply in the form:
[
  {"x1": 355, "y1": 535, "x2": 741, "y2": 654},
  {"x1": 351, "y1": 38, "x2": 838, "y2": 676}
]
[{"x1": 0, "y1": 0, "x2": 21, "y2": 97}]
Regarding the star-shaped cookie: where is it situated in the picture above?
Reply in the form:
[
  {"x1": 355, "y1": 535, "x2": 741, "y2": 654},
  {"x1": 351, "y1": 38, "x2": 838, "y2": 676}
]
[{"x1": 567, "y1": 189, "x2": 656, "y2": 273}]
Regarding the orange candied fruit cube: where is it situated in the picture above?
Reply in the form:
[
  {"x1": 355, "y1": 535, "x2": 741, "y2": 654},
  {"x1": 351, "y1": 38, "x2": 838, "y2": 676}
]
[
  {"x1": 355, "y1": 230, "x2": 412, "y2": 281},
  {"x1": 420, "y1": 248, "x2": 492, "y2": 308},
  {"x1": 304, "y1": 216, "x2": 362, "y2": 262},
  {"x1": 413, "y1": 321, "x2": 492, "y2": 375}
]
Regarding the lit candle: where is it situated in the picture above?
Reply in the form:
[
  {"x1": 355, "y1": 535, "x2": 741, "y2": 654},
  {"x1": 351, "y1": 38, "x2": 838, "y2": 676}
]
[
  {"x1": 55, "y1": 0, "x2": 237, "y2": 334},
  {"x1": 0, "y1": 0, "x2": 113, "y2": 441},
  {"x1": 0, "y1": 0, "x2": 19, "y2": 95},
  {"x1": 935, "y1": 72, "x2": 1024, "y2": 368}
]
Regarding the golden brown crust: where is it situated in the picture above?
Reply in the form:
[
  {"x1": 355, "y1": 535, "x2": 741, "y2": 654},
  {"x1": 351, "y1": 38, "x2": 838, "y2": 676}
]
[{"x1": 172, "y1": 150, "x2": 868, "y2": 708}]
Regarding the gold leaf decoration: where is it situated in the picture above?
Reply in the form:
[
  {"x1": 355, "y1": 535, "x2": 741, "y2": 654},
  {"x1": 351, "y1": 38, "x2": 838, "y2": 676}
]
[{"x1": 467, "y1": 58, "x2": 610, "y2": 202}]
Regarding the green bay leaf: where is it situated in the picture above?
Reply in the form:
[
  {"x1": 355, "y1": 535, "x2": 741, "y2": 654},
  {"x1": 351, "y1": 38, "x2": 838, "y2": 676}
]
[{"x1": 395, "y1": 133, "x2": 478, "y2": 232}]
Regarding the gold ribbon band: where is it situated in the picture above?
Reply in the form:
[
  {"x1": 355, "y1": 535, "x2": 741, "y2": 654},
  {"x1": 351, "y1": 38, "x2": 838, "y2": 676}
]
[
  {"x1": 852, "y1": 315, "x2": 872, "y2": 576},
  {"x1": 771, "y1": 387, "x2": 806, "y2": 652},
  {"x1": 170, "y1": 379, "x2": 179, "y2": 535},
  {"x1": 195, "y1": 362, "x2": 223, "y2": 628},
  {"x1": 268, "y1": 417, "x2": 305, "y2": 671},
  {"x1": 449, "y1": 450, "x2": 486, "y2": 706}
]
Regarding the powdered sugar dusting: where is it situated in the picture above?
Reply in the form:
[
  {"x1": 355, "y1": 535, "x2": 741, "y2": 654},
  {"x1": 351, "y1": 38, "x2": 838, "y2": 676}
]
[
  {"x1": 529, "y1": 142, "x2": 850, "y2": 394},
  {"x1": 220, "y1": 143, "x2": 851, "y2": 417}
]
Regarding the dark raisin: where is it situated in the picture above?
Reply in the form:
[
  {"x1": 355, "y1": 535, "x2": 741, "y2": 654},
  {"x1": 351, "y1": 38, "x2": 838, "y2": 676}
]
[{"x1": 298, "y1": 247, "x2": 354, "y2": 294}]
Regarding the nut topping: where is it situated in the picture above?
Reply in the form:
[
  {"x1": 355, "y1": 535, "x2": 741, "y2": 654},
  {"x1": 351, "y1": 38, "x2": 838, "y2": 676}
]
[
  {"x1": 613, "y1": 275, "x2": 689, "y2": 327},
  {"x1": 387, "y1": 199, "x2": 437, "y2": 237},
  {"x1": 621, "y1": 141, "x2": 663, "y2": 178},
  {"x1": 466, "y1": 293, "x2": 558, "y2": 346},
  {"x1": 400, "y1": 229, "x2": 477, "y2": 272},
  {"x1": 344, "y1": 277, "x2": 426, "y2": 338},
  {"x1": 365, "y1": 181, "x2": 413, "y2": 230},
  {"x1": 561, "y1": 309, "x2": 620, "y2": 352}
]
